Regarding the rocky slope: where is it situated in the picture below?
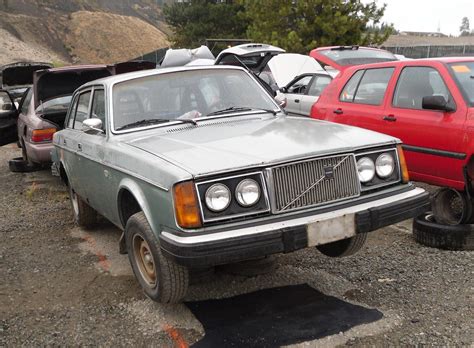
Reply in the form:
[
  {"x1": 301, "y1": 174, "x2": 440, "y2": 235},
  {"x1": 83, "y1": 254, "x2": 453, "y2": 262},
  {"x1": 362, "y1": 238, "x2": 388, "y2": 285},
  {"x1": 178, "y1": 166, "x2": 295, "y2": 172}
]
[{"x1": 0, "y1": 0, "x2": 169, "y2": 65}]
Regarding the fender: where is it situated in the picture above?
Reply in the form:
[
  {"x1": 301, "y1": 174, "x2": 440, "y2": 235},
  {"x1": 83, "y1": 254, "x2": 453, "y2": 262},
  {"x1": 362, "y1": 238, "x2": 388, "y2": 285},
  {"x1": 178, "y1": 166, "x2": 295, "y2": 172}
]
[{"x1": 117, "y1": 177, "x2": 157, "y2": 232}]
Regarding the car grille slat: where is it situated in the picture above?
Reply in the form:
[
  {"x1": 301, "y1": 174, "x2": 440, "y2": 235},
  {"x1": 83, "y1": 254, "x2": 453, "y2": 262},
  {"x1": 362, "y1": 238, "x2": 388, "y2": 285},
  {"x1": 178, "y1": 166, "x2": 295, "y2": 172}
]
[{"x1": 271, "y1": 154, "x2": 360, "y2": 213}]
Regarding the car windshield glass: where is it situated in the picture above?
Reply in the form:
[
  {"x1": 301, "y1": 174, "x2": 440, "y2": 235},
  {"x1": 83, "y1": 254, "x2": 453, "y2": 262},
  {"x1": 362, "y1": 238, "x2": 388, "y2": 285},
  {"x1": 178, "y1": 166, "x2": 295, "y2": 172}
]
[
  {"x1": 112, "y1": 69, "x2": 278, "y2": 131},
  {"x1": 37, "y1": 96, "x2": 72, "y2": 113},
  {"x1": 448, "y1": 62, "x2": 474, "y2": 106},
  {"x1": 319, "y1": 48, "x2": 397, "y2": 66}
]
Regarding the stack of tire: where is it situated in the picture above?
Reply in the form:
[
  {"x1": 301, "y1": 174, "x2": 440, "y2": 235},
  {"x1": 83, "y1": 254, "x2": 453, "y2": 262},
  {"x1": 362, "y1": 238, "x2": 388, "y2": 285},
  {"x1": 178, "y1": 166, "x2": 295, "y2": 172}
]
[{"x1": 413, "y1": 188, "x2": 474, "y2": 251}]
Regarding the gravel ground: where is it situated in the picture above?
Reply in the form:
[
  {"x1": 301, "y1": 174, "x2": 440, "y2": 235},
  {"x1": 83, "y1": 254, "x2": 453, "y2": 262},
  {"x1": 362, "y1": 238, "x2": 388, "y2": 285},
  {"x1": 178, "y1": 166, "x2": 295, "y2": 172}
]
[{"x1": 0, "y1": 144, "x2": 473, "y2": 347}]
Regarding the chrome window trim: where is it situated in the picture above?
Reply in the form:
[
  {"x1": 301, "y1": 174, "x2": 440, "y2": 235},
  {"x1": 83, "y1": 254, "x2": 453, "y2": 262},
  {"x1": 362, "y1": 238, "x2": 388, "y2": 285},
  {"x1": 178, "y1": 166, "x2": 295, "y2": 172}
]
[
  {"x1": 195, "y1": 171, "x2": 271, "y2": 223},
  {"x1": 355, "y1": 147, "x2": 401, "y2": 191}
]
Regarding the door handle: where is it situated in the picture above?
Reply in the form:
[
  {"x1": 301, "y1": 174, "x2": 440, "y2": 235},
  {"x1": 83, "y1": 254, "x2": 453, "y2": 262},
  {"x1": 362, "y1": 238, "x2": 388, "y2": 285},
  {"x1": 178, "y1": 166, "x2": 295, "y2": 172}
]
[
  {"x1": 333, "y1": 108, "x2": 343, "y2": 115},
  {"x1": 63, "y1": 139, "x2": 67, "y2": 145},
  {"x1": 77, "y1": 143, "x2": 82, "y2": 151},
  {"x1": 383, "y1": 115, "x2": 397, "y2": 122},
  {"x1": 295, "y1": 99, "x2": 300, "y2": 103}
]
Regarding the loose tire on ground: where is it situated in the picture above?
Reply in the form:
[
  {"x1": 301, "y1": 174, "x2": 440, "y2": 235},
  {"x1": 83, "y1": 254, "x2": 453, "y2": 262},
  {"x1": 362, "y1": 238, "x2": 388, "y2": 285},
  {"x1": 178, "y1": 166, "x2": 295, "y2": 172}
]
[
  {"x1": 8, "y1": 157, "x2": 39, "y2": 173},
  {"x1": 69, "y1": 186, "x2": 97, "y2": 228},
  {"x1": 413, "y1": 213, "x2": 474, "y2": 251},
  {"x1": 316, "y1": 233, "x2": 368, "y2": 257},
  {"x1": 126, "y1": 212, "x2": 189, "y2": 303}
]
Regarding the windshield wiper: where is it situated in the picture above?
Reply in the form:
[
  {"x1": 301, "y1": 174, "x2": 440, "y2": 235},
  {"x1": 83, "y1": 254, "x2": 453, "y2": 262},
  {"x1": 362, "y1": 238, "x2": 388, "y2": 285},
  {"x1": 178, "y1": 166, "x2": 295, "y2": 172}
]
[
  {"x1": 206, "y1": 106, "x2": 277, "y2": 117},
  {"x1": 116, "y1": 118, "x2": 197, "y2": 131}
]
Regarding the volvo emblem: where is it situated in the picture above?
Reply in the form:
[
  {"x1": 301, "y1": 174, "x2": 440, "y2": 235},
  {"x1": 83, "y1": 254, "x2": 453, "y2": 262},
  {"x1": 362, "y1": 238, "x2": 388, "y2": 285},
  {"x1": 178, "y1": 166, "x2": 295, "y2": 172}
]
[{"x1": 323, "y1": 166, "x2": 334, "y2": 179}]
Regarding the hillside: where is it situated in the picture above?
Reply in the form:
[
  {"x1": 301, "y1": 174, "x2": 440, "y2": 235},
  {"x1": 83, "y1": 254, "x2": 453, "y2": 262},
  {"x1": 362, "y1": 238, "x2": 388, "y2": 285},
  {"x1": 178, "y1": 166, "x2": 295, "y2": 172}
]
[{"x1": 0, "y1": 0, "x2": 170, "y2": 65}]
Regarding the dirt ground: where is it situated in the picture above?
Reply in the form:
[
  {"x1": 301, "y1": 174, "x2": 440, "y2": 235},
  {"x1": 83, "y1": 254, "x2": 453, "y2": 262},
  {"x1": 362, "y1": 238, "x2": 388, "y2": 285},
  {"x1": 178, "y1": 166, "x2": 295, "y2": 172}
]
[{"x1": 0, "y1": 143, "x2": 473, "y2": 347}]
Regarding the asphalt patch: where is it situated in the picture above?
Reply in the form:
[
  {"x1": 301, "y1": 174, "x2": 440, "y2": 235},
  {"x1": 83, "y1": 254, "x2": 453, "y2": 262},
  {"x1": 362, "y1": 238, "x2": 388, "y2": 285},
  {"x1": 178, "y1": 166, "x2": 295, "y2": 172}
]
[{"x1": 187, "y1": 284, "x2": 383, "y2": 347}]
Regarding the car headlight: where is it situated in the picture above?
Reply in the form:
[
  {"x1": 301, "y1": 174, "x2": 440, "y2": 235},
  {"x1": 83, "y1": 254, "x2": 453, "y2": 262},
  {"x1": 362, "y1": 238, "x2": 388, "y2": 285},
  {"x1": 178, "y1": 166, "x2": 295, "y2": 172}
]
[
  {"x1": 235, "y1": 179, "x2": 260, "y2": 207},
  {"x1": 375, "y1": 153, "x2": 395, "y2": 178},
  {"x1": 205, "y1": 183, "x2": 231, "y2": 212},
  {"x1": 357, "y1": 157, "x2": 375, "y2": 183}
]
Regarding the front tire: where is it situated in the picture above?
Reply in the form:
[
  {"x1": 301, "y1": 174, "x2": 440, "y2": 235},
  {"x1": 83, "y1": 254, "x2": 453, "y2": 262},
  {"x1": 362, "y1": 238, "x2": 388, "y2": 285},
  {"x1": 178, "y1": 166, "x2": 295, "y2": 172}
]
[
  {"x1": 69, "y1": 186, "x2": 97, "y2": 228},
  {"x1": 316, "y1": 233, "x2": 367, "y2": 257},
  {"x1": 126, "y1": 212, "x2": 189, "y2": 303}
]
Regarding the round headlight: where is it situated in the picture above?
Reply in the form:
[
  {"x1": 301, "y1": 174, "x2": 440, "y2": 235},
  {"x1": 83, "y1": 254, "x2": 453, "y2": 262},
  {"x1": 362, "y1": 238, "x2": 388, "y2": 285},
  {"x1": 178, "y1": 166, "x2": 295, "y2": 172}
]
[
  {"x1": 357, "y1": 157, "x2": 375, "y2": 183},
  {"x1": 205, "y1": 184, "x2": 231, "y2": 212},
  {"x1": 235, "y1": 179, "x2": 260, "y2": 207},
  {"x1": 375, "y1": 153, "x2": 395, "y2": 178}
]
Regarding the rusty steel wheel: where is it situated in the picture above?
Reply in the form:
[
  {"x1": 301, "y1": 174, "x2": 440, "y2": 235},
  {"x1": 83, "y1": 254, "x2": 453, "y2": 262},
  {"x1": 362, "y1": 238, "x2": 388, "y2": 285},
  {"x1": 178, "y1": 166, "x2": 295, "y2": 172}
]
[
  {"x1": 126, "y1": 212, "x2": 189, "y2": 303},
  {"x1": 133, "y1": 234, "x2": 157, "y2": 287}
]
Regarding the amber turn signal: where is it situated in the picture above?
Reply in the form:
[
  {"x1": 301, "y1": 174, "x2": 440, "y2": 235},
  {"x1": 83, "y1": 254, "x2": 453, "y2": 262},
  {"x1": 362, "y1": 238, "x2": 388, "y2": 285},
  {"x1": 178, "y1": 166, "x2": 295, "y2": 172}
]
[
  {"x1": 173, "y1": 181, "x2": 202, "y2": 228},
  {"x1": 397, "y1": 145, "x2": 410, "y2": 183}
]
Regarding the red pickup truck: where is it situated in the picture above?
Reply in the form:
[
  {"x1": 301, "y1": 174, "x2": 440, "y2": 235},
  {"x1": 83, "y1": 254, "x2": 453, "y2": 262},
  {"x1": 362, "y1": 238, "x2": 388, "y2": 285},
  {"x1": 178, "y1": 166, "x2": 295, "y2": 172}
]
[{"x1": 311, "y1": 57, "x2": 474, "y2": 238}]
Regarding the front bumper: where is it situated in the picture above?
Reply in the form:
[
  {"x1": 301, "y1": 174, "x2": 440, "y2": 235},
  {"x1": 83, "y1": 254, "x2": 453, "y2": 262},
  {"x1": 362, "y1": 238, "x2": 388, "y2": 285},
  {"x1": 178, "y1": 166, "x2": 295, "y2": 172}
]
[{"x1": 160, "y1": 187, "x2": 430, "y2": 267}]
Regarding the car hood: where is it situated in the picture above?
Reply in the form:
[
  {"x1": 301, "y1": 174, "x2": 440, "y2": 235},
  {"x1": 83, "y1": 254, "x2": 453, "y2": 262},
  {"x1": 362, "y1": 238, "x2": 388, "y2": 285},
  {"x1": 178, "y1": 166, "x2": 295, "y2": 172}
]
[
  {"x1": 1, "y1": 62, "x2": 52, "y2": 88},
  {"x1": 126, "y1": 115, "x2": 398, "y2": 176},
  {"x1": 268, "y1": 53, "x2": 327, "y2": 87}
]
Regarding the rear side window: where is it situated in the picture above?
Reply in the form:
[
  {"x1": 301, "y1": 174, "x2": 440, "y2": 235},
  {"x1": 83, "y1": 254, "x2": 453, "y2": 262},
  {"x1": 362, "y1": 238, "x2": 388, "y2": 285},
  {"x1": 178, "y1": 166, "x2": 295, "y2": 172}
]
[
  {"x1": 73, "y1": 91, "x2": 91, "y2": 130},
  {"x1": 340, "y1": 68, "x2": 394, "y2": 105},
  {"x1": 20, "y1": 88, "x2": 33, "y2": 115},
  {"x1": 308, "y1": 75, "x2": 332, "y2": 97},
  {"x1": 393, "y1": 67, "x2": 451, "y2": 109}
]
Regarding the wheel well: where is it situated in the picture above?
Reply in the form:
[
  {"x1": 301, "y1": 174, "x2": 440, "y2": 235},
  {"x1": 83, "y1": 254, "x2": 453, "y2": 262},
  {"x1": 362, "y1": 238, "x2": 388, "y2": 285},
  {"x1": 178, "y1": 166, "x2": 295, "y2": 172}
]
[
  {"x1": 118, "y1": 189, "x2": 142, "y2": 228},
  {"x1": 59, "y1": 163, "x2": 69, "y2": 186}
]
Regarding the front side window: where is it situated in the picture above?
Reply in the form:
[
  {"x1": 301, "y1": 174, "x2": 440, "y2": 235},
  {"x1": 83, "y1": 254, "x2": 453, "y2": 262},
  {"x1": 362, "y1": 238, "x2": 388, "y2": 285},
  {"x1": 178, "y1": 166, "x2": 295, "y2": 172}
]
[
  {"x1": 287, "y1": 76, "x2": 313, "y2": 94},
  {"x1": 307, "y1": 75, "x2": 332, "y2": 97},
  {"x1": 73, "y1": 91, "x2": 91, "y2": 130},
  {"x1": 393, "y1": 67, "x2": 451, "y2": 109},
  {"x1": 112, "y1": 69, "x2": 278, "y2": 131},
  {"x1": 340, "y1": 68, "x2": 394, "y2": 105},
  {"x1": 91, "y1": 89, "x2": 105, "y2": 130}
]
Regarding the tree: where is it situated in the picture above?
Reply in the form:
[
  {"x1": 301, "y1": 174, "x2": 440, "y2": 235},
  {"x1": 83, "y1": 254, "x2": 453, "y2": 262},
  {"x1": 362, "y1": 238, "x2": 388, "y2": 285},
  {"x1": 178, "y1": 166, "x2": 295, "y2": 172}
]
[
  {"x1": 460, "y1": 17, "x2": 470, "y2": 36},
  {"x1": 238, "y1": 0, "x2": 393, "y2": 53},
  {"x1": 163, "y1": 0, "x2": 248, "y2": 48}
]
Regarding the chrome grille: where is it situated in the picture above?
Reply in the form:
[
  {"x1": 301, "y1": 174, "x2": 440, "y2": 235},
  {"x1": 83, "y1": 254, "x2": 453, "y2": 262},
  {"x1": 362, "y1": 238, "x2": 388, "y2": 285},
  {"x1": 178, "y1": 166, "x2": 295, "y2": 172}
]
[{"x1": 270, "y1": 154, "x2": 360, "y2": 212}]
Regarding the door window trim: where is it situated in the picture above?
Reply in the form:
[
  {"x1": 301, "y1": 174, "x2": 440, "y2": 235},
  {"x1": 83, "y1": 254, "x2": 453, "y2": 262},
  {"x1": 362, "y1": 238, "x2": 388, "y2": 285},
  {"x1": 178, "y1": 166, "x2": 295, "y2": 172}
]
[{"x1": 391, "y1": 65, "x2": 456, "y2": 112}]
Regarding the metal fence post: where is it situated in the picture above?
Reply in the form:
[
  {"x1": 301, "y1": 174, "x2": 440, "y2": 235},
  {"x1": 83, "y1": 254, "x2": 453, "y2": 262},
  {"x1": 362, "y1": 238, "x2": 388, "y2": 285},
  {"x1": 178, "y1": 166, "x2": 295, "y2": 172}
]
[{"x1": 427, "y1": 45, "x2": 430, "y2": 58}]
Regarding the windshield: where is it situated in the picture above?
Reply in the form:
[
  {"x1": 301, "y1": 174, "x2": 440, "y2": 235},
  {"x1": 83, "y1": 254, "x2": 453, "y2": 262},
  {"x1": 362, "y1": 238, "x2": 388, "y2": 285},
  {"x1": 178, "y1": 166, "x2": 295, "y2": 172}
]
[
  {"x1": 112, "y1": 69, "x2": 278, "y2": 131},
  {"x1": 448, "y1": 62, "x2": 474, "y2": 106},
  {"x1": 37, "y1": 96, "x2": 72, "y2": 113},
  {"x1": 319, "y1": 48, "x2": 397, "y2": 66}
]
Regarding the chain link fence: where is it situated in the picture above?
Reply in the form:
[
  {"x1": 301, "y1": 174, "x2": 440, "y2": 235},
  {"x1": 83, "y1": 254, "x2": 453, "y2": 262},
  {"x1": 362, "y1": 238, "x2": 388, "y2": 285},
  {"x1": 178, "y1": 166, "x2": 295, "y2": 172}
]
[{"x1": 383, "y1": 45, "x2": 474, "y2": 58}]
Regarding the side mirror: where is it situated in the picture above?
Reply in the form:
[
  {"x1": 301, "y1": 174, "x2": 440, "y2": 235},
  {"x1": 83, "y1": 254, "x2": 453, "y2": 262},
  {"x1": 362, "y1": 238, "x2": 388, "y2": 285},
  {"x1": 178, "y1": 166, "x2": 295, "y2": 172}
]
[
  {"x1": 280, "y1": 87, "x2": 288, "y2": 93},
  {"x1": 422, "y1": 96, "x2": 455, "y2": 112},
  {"x1": 82, "y1": 118, "x2": 104, "y2": 134},
  {"x1": 274, "y1": 93, "x2": 287, "y2": 109}
]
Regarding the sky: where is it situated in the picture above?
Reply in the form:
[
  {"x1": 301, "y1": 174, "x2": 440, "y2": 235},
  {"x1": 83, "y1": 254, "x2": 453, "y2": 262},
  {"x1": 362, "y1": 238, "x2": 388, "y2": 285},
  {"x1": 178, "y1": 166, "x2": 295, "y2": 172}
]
[{"x1": 363, "y1": 0, "x2": 474, "y2": 36}]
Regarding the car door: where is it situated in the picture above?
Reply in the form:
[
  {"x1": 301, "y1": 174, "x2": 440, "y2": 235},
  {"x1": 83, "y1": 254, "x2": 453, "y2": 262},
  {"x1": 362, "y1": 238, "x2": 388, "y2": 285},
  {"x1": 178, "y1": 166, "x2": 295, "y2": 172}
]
[
  {"x1": 60, "y1": 89, "x2": 93, "y2": 198},
  {"x1": 283, "y1": 75, "x2": 314, "y2": 116},
  {"x1": 383, "y1": 65, "x2": 467, "y2": 184},
  {"x1": 78, "y1": 87, "x2": 117, "y2": 220},
  {"x1": 328, "y1": 67, "x2": 395, "y2": 132},
  {"x1": 0, "y1": 89, "x2": 19, "y2": 145},
  {"x1": 298, "y1": 74, "x2": 332, "y2": 116}
]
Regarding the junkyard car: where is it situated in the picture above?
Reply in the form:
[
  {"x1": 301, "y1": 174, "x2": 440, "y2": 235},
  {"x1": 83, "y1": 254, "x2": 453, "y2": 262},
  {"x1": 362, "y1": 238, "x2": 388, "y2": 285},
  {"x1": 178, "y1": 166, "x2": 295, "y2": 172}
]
[
  {"x1": 12, "y1": 65, "x2": 113, "y2": 166},
  {"x1": 0, "y1": 89, "x2": 19, "y2": 144},
  {"x1": 53, "y1": 66, "x2": 429, "y2": 303}
]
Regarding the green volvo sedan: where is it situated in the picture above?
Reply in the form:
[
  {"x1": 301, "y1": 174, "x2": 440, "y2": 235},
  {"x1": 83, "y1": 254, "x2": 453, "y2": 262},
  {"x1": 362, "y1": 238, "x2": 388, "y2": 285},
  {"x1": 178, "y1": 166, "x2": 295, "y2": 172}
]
[{"x1": 52, "y1": 66, "x2": 429, "y2": 303}]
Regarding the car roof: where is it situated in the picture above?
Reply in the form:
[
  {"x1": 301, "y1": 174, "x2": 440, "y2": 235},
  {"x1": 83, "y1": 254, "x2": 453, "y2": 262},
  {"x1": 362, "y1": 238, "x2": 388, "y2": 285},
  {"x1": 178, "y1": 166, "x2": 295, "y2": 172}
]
[
  {"x1": 341, "y1": 56, "x2": 474, "y2": 72},
  {"x1": 78, "y1": 65, "x2": 248, "y2": 89}
]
